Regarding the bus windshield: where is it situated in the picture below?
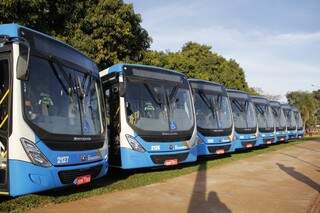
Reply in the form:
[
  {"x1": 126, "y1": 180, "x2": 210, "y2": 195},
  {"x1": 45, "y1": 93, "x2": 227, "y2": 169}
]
[
  {"x1": 193, "y1": 90, "x2": 232, "y2": 130},
  {"x1": 125, "y1": 75, "x2": 194, "y2": 134},
  {"x1": 23, "y1": 56, "x2": 103, "y2": 136},
  {"x1": 271, "y1": 106, "x2": 286, "y2": 129},
  {"x1": 254, "y1": 103, "x2": 274, "y2": 130},
  {"x1": 230, "y1": 98, "x2": 256, "y2": 129},
  {"x1": 283, "y1": 109, "x2": 296, "y2": 130},
  {"x1": 294, "y1": 111, "x2": 303, "y2": 129}
]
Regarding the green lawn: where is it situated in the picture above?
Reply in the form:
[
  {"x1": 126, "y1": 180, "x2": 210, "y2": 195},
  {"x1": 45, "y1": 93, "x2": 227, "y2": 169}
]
[{"x1": 0, "y1": 136, "x2": 318, "y2": 213}]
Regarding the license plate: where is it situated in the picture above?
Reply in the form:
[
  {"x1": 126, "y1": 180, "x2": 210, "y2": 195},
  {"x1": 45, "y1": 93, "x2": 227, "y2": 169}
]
[
  {"x1": 215, "y1": 149, "x2": 225, "y2": 154},
  {"x1": 164, "y1": 159, "x2": 178, "y2": 166},
  {"x1": 246, "y1": 143, "x2": 253, "y2": 148},
  {"x1": 280, "y1": 138, "x2": 285, "y2": 141},
  {"x1": 266, "y1": 140, "x2": 272, "y2": 144},
  {"x1": 74, "y1": 175, "x2": 91, "y2": 185}
]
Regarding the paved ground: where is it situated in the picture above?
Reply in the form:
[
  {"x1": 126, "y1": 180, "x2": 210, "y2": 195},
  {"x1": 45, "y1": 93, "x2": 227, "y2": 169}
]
[{"x1": 29, "y1": 141, "x2": 320, "y2": 213}]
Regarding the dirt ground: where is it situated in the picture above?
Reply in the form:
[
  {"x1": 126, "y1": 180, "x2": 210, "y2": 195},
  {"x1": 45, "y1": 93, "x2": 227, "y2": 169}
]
[{"x1": 29, "y1": 141, "x2": 320, "y2": 213}]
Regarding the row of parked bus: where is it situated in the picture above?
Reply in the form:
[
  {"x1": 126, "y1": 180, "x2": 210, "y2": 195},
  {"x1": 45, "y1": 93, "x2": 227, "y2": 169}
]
[{"x1": 0, "y1": 24, "x2": 304, "y2": 196}]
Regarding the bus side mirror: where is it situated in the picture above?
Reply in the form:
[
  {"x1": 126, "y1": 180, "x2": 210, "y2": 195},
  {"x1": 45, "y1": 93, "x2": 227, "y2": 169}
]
[{"x1": 16, "y1": 43, "x2": 30, "y2": 80}]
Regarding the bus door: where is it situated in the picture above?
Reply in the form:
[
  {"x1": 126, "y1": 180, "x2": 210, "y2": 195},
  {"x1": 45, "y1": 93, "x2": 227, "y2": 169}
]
[
  {"x1": 0, "y1": 46, "x2": 11, "y2": 194},
  {"x1": 102, "y1": 75, "x2": 122, "y2": 167}
]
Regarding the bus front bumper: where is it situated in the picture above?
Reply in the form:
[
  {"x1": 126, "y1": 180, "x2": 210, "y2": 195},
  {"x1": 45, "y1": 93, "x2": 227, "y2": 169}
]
[{"x1": 8, "y1": 159, "x2": 108, "y2": 197}]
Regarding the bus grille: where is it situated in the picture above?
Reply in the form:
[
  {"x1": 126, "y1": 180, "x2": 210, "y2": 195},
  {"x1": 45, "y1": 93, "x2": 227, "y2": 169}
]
[
  {"x1": 150, "y1": 153, "x2": 189, "y2": 165},
  {"x1": 58, "y1": 165, "x2": 102, "y2": 184},
  {"x1": 207, "y1": 144, "x2": 231, "y2": 154}
]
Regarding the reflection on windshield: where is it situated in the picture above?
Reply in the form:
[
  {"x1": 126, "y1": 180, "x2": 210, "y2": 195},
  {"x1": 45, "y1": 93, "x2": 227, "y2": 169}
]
[
  {"x1": 193, "y1": 91, "x2": 232, "y2": 130},
  {"x1": 23, "y1": 56, "x2": 103, "y2": 136},
  {"x1": 254, "y1": 103, "x2": 274, "y2": 129},
  {"x1": 125, "y1": 77, "x2": 194, "y2": 132},
  {"x1": 271, "y1": 106, "x2": 286, "y2": 129},
  {"x1": 230, "y1": 98, "x2": 256, "y2": 129},
  {"x1": 283, "y1": 109, "x2": 296, "y2": 129}
]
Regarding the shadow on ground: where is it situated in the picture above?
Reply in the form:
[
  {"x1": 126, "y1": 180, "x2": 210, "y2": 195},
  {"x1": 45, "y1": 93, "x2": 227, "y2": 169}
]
[
  {"x1": 187, "y1": 162, "x2": 231, "y2": 213},
  {"x1": 277, "y1": 163, "x2": 320, "y2": 192}
]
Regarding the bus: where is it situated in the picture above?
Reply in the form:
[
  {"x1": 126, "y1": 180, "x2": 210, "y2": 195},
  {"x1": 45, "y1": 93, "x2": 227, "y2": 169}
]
[
  {"x1": 100, "y1": 64, "x2": 197, "y2": 169},
  {"x1": 0, "y1": 24, "x2": 108, "y2": 196},
  {"x1": 251, "y1": 96, "x2": 275, "y2": 146},
  {"x1": 227, "y1": 90, "x2": 258, "y2": 151},
  {"x1": 281, "y1": 104, "x2": 297, "y2": 140},
  {"x1": 188, "y1": 79, "x2": 233, "y2": 156},
  {"x1": 269, "y1": 101, "x2": 287, "y2": 143},
  {"x1": 292, "y1": 107, "x2": 304, "y2": 139}
]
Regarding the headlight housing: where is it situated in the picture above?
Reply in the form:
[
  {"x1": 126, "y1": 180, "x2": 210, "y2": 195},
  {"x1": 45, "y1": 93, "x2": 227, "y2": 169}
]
[
  {"x1": 125, "y1": 134, "x2": 145, "y2": 152},
  {"x1": 20, "y1": 138, "x2": 52, "y2": 167}
]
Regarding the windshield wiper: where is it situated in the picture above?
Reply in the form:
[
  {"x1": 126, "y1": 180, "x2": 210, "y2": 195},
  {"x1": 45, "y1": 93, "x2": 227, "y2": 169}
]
[
  {"x1": 232, "y1": 99, "x2": 245, "y2": 112},
  {"x1": 143, "y1": 83, "x2": 163, "y2": 107},
  {"x1": 199, "y1": 91, "x2": 217, "y2": 119}
]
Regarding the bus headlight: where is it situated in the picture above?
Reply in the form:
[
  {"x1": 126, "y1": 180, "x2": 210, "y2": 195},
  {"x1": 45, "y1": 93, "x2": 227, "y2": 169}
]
[
  {"x1": 125, "y1": 134, "x2": 145, "y2": 152},
  {"x1": 20, "y1": 138, "x2": 52, "y2": 167}
]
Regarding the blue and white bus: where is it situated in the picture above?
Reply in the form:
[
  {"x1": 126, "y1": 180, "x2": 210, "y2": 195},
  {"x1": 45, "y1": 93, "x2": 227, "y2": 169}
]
[
  {"x1": 292, "y1": 107, "x2": 304, "y2": 139},
  {"x1": 251, "y1": 96, "x2": 275, "y2": 146},
  {"x1": 0, "y1": 24, "x2": 108, "y2": 196},
  {"x1": 270, "y1": 101, "x2": 287, "y2": 143},
  {"x1": 100, "y1": 64, "x2": 197, "y2": 169},
  {"x1": 281, "y1": 104, "x2": 297, "y2": 140},
  {"x1": 188, "y1": 79, "x2": 233, "y2": 156},
  {"x1": 227, "y1": 90, "x2": 258, "y2": 151}
]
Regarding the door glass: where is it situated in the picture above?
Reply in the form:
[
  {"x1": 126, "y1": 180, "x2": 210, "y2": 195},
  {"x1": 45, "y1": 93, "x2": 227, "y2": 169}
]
[{"x1": 0, "y1": 58, "x2": 9, "y2": 187}]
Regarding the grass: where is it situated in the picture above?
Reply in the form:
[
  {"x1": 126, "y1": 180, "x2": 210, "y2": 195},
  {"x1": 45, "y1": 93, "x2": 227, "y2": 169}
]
[{"x1": 0, "y1": 136, "x2": 319, "y2": 213}]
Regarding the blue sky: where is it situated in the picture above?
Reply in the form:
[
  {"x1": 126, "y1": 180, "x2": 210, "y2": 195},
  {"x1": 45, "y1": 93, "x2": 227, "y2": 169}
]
[{"x1": 125, "y1": 0, "x2": 320, "y2": 101}]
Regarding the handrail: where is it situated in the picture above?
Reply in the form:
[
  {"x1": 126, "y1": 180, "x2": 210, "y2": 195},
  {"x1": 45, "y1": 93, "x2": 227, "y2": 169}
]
[
  {"x1": 0, "y1": 114, "x2": 8, "y2": 129},
  {"x1": 0, "y1": 90, "x2": 9, "y2": 106}
]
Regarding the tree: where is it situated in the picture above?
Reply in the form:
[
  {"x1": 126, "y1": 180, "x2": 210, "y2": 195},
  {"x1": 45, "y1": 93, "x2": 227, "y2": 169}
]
[
  {"x1": 0, "y1": 0, "x2": 151, "y2": 69},
  {"x1": 142, "y1": 42, "x2": 254, "y2": 93},
  {"x1": 286, "y1": 91, "x2": 318, "y2": 129}
]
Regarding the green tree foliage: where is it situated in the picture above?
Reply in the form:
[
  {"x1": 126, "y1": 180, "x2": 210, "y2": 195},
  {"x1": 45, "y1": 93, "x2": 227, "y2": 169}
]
[
  {"x1": 0, "y1": 0, "x2": 151, "y2": 69},
  {"x1": 286, "y1": 91, "x2": 319, "y2": 129},
  {"x1": 141, "y1": 42, "x2": 255, "y2": 93}
]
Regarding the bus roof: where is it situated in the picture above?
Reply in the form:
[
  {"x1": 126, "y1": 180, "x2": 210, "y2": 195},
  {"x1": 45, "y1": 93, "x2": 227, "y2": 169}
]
[
  {"x1": 100, "y1": 63, "x2": 187, "y2": 78},
  {"x1": 281, "y1": 103, "x2": 293, "y2": 110},
  {"x1": 0, "y1": 23, "x2": 98, "y2": 77}
]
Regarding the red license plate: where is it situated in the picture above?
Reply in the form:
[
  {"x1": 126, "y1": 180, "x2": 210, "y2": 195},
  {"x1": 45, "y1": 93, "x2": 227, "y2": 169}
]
[
  {"x1": 266, "y1": 140, "x2": 272, "y2": 144},
  {"x1": 164, "y1": 159, "x2": 178, "y2": 166},
  {"x1": 246, "y1": 143, "x2": 253, "y2": 148},
  {"x1": 216, "y1": 149, "x2": 225, "y2": 154},
  {"x1": 74, "y1": 175, "x2": 91, "y2": 185}
]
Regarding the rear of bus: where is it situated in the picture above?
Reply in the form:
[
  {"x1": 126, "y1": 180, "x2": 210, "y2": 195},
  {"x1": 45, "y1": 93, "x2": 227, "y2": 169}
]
[
  {"x1": 227, "y1": 90, "x2": 258, "y2": 151},
  {"x1": 0, "y1": 24, "x2": 108, "y2": 196},
  {"x1": 100, "y1": 64, "x2": 197, "y2": 169},
  {"x1": 189, "y1": 79, "x2": 233, "y2": 156}
]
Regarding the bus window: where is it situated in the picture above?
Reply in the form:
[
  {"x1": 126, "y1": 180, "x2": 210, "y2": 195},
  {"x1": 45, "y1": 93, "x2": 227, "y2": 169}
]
[{"x1": 0, "y1": 59, "x2": 9, "y2": 131}]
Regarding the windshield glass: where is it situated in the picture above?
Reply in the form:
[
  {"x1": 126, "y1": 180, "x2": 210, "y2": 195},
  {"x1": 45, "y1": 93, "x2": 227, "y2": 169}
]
[
  {"x1": 294, "y1": 111, "x2": 303, "y2": 129},
  {"x1": 271, "y1": 106, "x2": 286, "y2": 129},
  {"x1": 230, "y1": 98, "x2": 257, "y2": 129},
  {"x1": 193, "y1": 90, "x2": 232, "y2": 130},
  {"x1": 125, "y1": 77, "x2": 194, "y2": 132},
  {"x1": 254, "y1": 103, "x2": 274, "y2": 129},
  {"x1": 23, "y1": 56, "x2": 103, "y2": 135},
  {"x1": 283, "y1": 108, "x2": 296, "y2": 129}
]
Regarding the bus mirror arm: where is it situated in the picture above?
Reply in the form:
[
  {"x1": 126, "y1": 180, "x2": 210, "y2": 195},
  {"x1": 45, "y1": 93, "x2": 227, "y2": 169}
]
[
  {"x1": 119, "y1": 82, "x2": 126, "y2": 97},
  {"x1": 16, "y1": 42, "x2": 30, "y2": 81}
]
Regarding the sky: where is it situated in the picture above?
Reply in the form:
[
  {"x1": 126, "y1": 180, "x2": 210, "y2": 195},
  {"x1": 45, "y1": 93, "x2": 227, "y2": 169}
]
[{"x1": 125, "y1": 0, "x2": 320, "y2": 101}]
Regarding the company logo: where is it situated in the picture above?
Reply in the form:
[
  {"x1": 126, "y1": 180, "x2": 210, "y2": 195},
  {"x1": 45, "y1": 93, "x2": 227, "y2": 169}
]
[
  {"x1": 73, "y1": 137, "x2": 92, "y2": 141},
  {"x1": 80, "y1": 155, "x2": 88, "y2": 161},
  {"x1": 151, "y1": 145, "x2": 160, "y2": 151}
]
